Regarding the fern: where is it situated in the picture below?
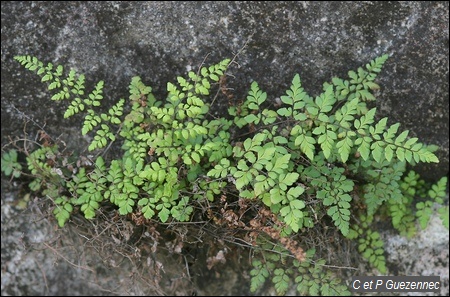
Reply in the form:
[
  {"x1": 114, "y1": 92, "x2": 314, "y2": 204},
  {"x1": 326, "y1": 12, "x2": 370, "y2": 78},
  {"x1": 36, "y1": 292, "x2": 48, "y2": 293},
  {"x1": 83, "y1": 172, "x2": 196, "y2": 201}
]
[
  {"x1": 438, "y1": 206, "x2": 449, "y2": 229},
  {"x1": 351, "y1": 174, "x2": 448, "y2": 273},
  {"x1": 348, "y1": 215, "x2": 387, "y2": 274},
  {"x1": 1, "y1": 149, "x2": 22, "y2": 178},
  {"x1": 294, "y1": 249, "x2": 350, "y2": 296},
  {"x1": 363, "y1": 160, "x2": 405, "y2": 216},
  {"x1": 428, "y1": 176, "x2": 448, "y2": 203},
  {"x1": 221, "y1": 55, "x2": 438, "y2": 238},
  {"x1": 315, "y1": 165, "x2": 353, "y2": 236},
  {"x1": 273, "y1": 268, "x2": 291, "y2": 295},
  {"x1": 72, "y1": 157, "x2": 107, "y2": 219},
  {"x1": 250, "y1": 258, "x2": 273, "y2": 293},
  {"x1": 387, "y1": 170, "x2": 419, "y2": 237},
  {"x1": 5, "y1": 53, "x2": 447, "y2": 295},
  {"x1": 53, "y1": 195, "x2": 73, "y2": 227},
  {"x1": 26, "y1": 145, "x2": 62, "y2": 187},
  {"x1": 416, "y1": 176, "x2": 448, "y2": 229},
  {"x1": 14, "y1": 55, "x2": 119, "y2": 152},
  {"x1": 249, "y1": 240, "x2": 350, "y2": 296},
  {"x1": 330, "y1": 54, "x2": 388, "y2": 102}
]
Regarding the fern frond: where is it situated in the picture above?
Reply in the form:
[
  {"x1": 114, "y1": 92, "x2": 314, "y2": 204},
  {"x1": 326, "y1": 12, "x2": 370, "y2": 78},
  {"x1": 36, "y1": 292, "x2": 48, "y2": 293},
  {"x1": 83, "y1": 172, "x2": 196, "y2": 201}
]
[
  {"x1": 53, "y1": 195, "x2": 73, "y2": 227},
  {"x1": 416, "y1": 176, "x2": 449, "y2": 229},
  {"x1": 273, "y1": 268, "x2": 290, "y2": 295},
  {"x1": 315, "y1": 167, "x2": 353, "y2": 236},
  {"x1": 438, "y1": 206, "x2": 449, "y2": 229},
  {"x1": 363, "y1": 161, "x2": 405, "y2": 215},
  {"x1": 72, "y1": 157, "x2": 107, "y2": 219},
  {"x1": 247, "y1": 81, "x2": 268, "y2": 110},
  {"x1": 358, "y1": 230, "x2": 387, "y2": 274},
  {"x1": 250, "y1": 259, "x2": 271, "y2": 292}
]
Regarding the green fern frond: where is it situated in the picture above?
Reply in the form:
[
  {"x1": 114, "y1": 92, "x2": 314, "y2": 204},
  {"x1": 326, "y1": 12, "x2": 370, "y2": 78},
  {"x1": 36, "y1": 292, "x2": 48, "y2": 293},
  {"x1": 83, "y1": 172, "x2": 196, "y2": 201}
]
[
  {"x1": 250, "y1": 259, "x2": 271, "y2": 293},
  {"x1": 438, "y1": 206, "x2": 449, "y2": 229},
  {"x1": 358, "y1": 230, "x2": 387, "y2": 274},
  {"x1": 53, "y1": 195, "x2": 73, "y2": 227},
  {"x1": 294, "y1": 249, "x2": 350, "y2": 296},
  {"x1": 72, "y1": 157, "x2": 107, "y2": 219},
  {"x1": 363, "y1": 161, "x2": 405, "y2": 215},
  {"x1": 416, "y1": 176, "x2": 449, "y2": 229},
  {"x1": 1, "y1": 149, "x2": 22, "y2": 178},
  {"x1": 273, "y1": 268, "x2": 291, "y2": 295},
  {"x1": 428, "y1": 176, "x2": 448, "y2": 203},
  {"x1": 350, "y1": 215, "x2": 387, "y2": 274},
  {"x1": 64, "y1": 97, "x2": 85, "y2": 118}
]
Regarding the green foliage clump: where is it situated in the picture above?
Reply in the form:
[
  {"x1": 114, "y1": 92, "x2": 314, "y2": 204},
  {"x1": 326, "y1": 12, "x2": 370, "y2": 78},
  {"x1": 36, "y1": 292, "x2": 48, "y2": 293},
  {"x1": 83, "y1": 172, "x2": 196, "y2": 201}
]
[
  {"x1": 12, "y1": 54, "x2": 231, "y2": 226},
  {"x1": 250, "y1": 246, "x2": 350, "y2": 296},
  {"x1": 1, "y1": 149, "x2": 22, "y2": 178},
  {"x1": 382, "y1": 171, "x2": 448, "y2": 238},
  {"x1": 417, "y1": 176, "x2": 448, "y2": 229},
  {"x1": 3, "y1": 54, "x2": 448, "y2": 295},
  {"x1": 348, "y1": 214, "x2": 387, "y2": 274}
]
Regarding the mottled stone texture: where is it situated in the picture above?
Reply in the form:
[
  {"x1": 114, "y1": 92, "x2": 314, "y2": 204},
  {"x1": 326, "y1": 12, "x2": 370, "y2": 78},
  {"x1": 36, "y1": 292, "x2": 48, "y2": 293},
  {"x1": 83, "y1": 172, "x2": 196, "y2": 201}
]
[
  {"x1": 1, "y1": 1, "x2": 448, "y2": 180},
  {"x1": 384, "y1": 214, "x2": 449, "y2": 296}
]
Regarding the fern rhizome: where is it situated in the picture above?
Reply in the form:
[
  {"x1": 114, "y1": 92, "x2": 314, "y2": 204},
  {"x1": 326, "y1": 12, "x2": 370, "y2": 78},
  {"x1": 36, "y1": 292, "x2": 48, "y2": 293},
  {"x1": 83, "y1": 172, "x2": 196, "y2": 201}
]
[{"x1": 3, "y1": 54, "x2": 448, "y2": 295}]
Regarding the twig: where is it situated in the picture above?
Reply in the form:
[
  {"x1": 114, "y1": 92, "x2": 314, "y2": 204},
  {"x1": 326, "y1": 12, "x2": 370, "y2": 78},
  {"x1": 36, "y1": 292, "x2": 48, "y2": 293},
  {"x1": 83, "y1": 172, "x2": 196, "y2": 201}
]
[
  {"x1": 313, "y1": 263, "x2": 359, "y2": 271},
  {"x1": 210, "y1": 38, "x2": 250, "y2": 109},
  {"x1": 43, "y1": 242, "x2": 95, "y2": 273},
  {"x1": 34, "y1": 259, "x2": 49, "y2": 295},
  {"x1": 11, "y1": 104, "x2": 49, "y2": 133}
]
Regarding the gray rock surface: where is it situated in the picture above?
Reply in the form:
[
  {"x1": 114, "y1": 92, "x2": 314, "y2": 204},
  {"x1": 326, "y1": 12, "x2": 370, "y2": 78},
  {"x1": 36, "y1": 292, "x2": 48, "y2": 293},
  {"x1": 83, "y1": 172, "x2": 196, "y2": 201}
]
[
  {"x1": 384, "y1": 213, "x2": 449, "y2": 296},
  {"x1": 0, "y1": 183, "x2": 127, "y2": 296},
  {"x1": 0, "y1": 181, "x2": 192, "y2": 296},
  {"x1": 1, "y1": 1, "x2": 449, "y2": 296}
]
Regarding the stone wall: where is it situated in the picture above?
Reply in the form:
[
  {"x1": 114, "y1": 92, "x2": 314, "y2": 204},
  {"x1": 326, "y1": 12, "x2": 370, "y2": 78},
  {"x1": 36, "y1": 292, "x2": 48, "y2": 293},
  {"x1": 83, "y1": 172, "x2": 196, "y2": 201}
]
[{"x1": 1, "y1": 2, "x2": 448, "y2": 296}]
